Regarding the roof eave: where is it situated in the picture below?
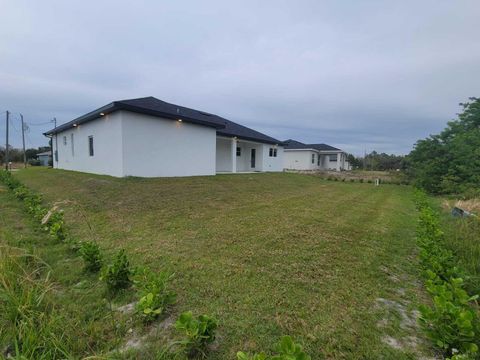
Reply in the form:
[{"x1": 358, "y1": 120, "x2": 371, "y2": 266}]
[
  {"x1": 43, "y1": 102, "x2": 226, "y2": 137},
  {"x1": 216, "y1": 132, "x2": 282, "y2": 145}
]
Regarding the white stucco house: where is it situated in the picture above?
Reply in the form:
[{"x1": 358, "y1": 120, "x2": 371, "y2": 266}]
[
  {"x1": 44, "y1": 97, "x2": 284, "y2": 177},
  {"x1": 283, "y1": 139, "x2": 351, "y2": 171}
]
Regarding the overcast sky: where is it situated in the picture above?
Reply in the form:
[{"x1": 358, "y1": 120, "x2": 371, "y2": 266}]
[{"x1": 1, "y1": 0, "x2": 479, "y2": 155}]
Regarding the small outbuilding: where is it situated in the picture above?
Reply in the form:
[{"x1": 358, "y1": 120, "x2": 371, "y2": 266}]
[{"x1": 36, "y1": 150, "x2": 52, "y2": 166}]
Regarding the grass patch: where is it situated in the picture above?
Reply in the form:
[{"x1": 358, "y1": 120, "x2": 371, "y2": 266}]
[
  {"x1": 440, "y1": 209, "x2": 480, "y2": 296},
  {"x1": 12, "y1": 167, "x2": 433, "y2": 358},
  {"x1": 0, "y1": 185, "x2": 133, "y2": 358}
]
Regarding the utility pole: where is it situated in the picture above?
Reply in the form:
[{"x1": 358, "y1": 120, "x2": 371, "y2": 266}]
[
  {"x1": 363, "y1": 147, "x2": 366, "y2": 171},
  {"x1": 5, "y1": 111, "x2": 9, "y2": 170},
  {"x1": 21, "y1": 114, "x2": 26, "y2": 168},
  {"x1": 53, "y1": 117, "x2": 57, "y2": 168}
]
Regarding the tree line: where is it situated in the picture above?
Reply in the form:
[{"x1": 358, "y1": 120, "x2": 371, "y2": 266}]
[
  {"x1": 0, "y1": 145, "x2": 50, "y2": 165},
  {"x1": 408, "y1": 97, "x2": 480, "y2": 196}
]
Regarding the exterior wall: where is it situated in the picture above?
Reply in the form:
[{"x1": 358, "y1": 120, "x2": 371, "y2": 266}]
[
  {"x1": 38, "y1": 155, "x2": 50, "y2": 166},
  {"x1": 53, "y1": 112, "x2": 124, "y2": 177},
  {"x1": 216, "y1": 138, "x2": 232, "y2": 172},
  {"x1": 283, "y1": 150, "x2": 319, "y2": 170},
  {"x1": 216, "y1": 137, "x2": 283, "y2": 173},
  {"x1": 121, "y1": 111, "x2": 216, "y2": 177},
  {"x1": 261, "y1": 144, "x2": 284, "y2": 172},
  {"x1": 321, "y1": 151, "x2": 348, "y2": 171}
]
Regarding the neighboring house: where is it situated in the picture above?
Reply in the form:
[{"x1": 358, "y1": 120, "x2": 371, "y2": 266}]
[
  {"x1": 36, "y1": 151, "x2": 52, "y2": 166},
  {"x1": 283, "y1": 139, "x2": 351, "y2": 171},
  {"x1": 44, "y1": 97, "x2": 283, "y2": 177}
]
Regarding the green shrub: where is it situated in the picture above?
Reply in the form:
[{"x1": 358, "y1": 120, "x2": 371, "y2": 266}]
[
  {"x1": 359, "y1": 179, "x2": 364, "y2": 183},
  {"x1": 28, "y1": 159, "x2": 41, "y2": 166},
  {"x1": 175, "y1": 311, "x2": 217, "y2": 357},
  {"x1": 46, "y1": 211, "x2": 66, "y2": 241},
  {"x1": 349, "y1": 179, "x2": 355, "y2": 182},
  {"x1": 237, "y1": 336, "x2": 311, "y2": 360},
  {"x1": 79, "y1": 241, "x2": 103, "y2": 272},
  {"x1": 101, "y1": 249, "x2": 132, "y2": 293},
  {"x1": 415, "y1": 191, "x2": 480, "y2": 358},
  {"x1": 135, "y1": 268, "x2": 176, "y2": 323}
]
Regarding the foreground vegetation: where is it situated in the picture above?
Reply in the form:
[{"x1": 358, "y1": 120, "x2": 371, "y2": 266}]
[
  {"x1": 3, "y1": 167, "x2": 435, "y2": 358},
  {"x1": 415, "y1": 192, "x2": 479, "y2": 359}
]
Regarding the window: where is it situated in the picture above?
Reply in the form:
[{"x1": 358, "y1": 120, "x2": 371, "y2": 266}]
[
  {"x1": 317, "y1": 155, "x2": 320, "y2": 166},
  {"x1": 312, "y1": 153, "x2": 315, "y2": 164},
  {"x1": 88, "y1": 136, "x2": 94, "y2": 156},
  {"x1": 236, "y1": 146, "x2": 241, "y2": 156},
  {"x1": 269, "y1": 148, "x2": 277, "y2": 157},
  {"x1": 63, "y1": 136, "x2": 67, "y2": 145},
  {"x1": 71, "y1": 133, "x2": 75, "y2": 156},
  {"x1": 329, "y1": 154, "x2": 338, "y2": 162}
]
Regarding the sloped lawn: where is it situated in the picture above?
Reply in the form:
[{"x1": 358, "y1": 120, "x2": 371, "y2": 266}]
[{"x1": 13, "y1": 168, "x2": 432, "y2": 359}]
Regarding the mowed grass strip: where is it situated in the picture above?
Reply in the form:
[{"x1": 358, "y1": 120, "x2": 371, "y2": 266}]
[{"x1": 15, "y1": 168, "x2": 431, "y2": 359}]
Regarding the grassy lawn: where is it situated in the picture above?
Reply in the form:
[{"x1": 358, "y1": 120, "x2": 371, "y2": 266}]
[{"x1": 12, "y1": 168, "x2": 432, "y2": 359}]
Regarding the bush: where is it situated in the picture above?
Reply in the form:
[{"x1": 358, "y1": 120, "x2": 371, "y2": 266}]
[
  {"x1": 415, "y1": 191, "x2": 480, "y2": 358},
  {"x1": 28, "y1": 159, "x2": 41, "y2": 166},
  {"x1": 135, "y1": 268, "x2": 176, "y2": 323},
  {"x1": 175, "y1": 311, "x2": 217, "y2": 357},
  {"x1": 237, "y1": 336, "x2": 311, "y2": 360},
  {"x1": 359, "y1": 179, "x2": 364, "y2": 183},
  {"x1": 79, "y1": 241, "x2": 103, "y2": 272},
  {"x1": 349, "y1": 179, "x2": 355, "y2": 182},
  {"x1": 101, "y1": 249, "x2": 132, "y2": 293},
  {"x1": 45, "y1": 211, "x2": 66, "y2": 241}
]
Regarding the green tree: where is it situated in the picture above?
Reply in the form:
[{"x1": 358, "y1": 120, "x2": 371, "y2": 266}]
[{"x1": 408, "y1": 97, "x2": 480, "y2": 195}]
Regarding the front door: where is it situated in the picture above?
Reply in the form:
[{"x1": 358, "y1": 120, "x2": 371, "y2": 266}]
[{"x1": 250, "y1": 148, "x2": 256, "y2": 168}]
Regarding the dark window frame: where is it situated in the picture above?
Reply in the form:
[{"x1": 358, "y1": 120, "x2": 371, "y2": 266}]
[
  {"x1": 88, "y1": 136, "x2": 94, "y2": 157},
  {"x1": 236, "y1": 146, "x2": 241, "y2": 157}
]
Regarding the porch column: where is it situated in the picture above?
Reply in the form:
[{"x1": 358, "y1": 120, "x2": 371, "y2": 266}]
[
  {"x1": 336, "y1": 153, "x2": 341, "y2": 171},
  {"x1": 231, "y1": 137, "x2": 237, "y2": 173}
]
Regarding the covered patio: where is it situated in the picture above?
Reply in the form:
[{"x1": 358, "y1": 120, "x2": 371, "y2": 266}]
[{"x1": 216, "y1": 136, "x2": 265, "y2": 173}]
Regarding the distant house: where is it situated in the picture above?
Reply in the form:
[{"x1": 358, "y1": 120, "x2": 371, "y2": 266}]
[
  {"x1": 36, "y1": 151, "x2": 52, "y2": 166},
  {"x1": 283, "y1": 139, "x2": 350, "y2": 171},
  {"x1": 44, "y1": 97, "x2": 284, "y2": 177}
]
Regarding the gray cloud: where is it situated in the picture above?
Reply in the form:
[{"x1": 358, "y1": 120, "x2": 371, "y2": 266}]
[{"x1": 1, "y1": 0, "x2": 479, "y2": 154}]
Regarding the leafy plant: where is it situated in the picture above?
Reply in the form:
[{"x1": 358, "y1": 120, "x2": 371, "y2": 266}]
[
  {"x1": 237, "y1": 336, "x2": 311, "y2": 360},
  {"x1": 100, "y1": 249, "x2": 132, "y2": 293},
  {"x1": 175, "y1": 311, "x2": 217, "y2": 357},
  {"x1": 79, "y1": 241, "x2": 103, "y2": 272},
  {"x1": 135, "y1": 268, "x2": 176, "y2": 322},
  {"x1": 415, "y1": 191, "x2": 480, "y2": 358}
]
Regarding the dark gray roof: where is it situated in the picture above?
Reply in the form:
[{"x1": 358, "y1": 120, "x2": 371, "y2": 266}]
[
  {"x1": 283, "y1": 139, "x2": 312, "y2": 149},
  {"x1": 44, "y1": 97, "x2": 281, "y2": 145},
  {"x1": 218, "y1": 120, "x2": 281, "y2": 145},
  {"x1": 309, "y1": 143, "x2": 341, "y2": 151},
  {"x1": 283, "y1": 139, "x2": 341, "y2": 151}
]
